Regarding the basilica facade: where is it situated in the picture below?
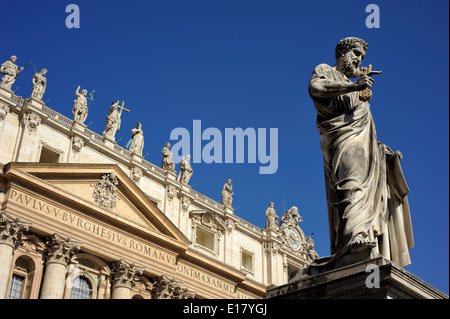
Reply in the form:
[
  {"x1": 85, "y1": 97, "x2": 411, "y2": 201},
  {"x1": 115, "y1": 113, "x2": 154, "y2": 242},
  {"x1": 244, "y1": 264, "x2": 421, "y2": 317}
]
[{"x1": 0, "y1": 61, "x2": 318, "y2": 299}]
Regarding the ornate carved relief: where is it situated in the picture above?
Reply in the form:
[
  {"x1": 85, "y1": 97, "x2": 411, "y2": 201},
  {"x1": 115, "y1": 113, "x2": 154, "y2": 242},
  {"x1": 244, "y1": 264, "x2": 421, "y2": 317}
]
[
  {"x1": 19, "y1": 234, "x2": 46, "y2": 256},
  {"x1": 264, "y1": 241, "x2": 280, "y2": 255},
  {"x1": 225, "y1": 219, "x2": 235, "y2": 233},
  {"x1": 131, "y1": 167, "x2": 143, "y2": 183},
  {"x1": 92, "y1": 173, "x2": 120, "y2": 210},
  {"x1": 0, "y1": 212, "x2": 32, "y2": 249},
  {"x1": 190, "y1": 210, "x2": 226, "y2": 233},
  {"x1": 110, "y1": 258, "x2": 144, "y2": 289},
  {"x1": 71, "y1": 136, "x2": 84, "y2": 154},
  {"x1": 21, "y1": 112, "x2": 41, "y2": 134},
  {"x1": 166, "y1": 185, "x2": 177, "y2": 203},
  {"x1": 181, "y1": 197, "x2": 191, "y2": 213},
  {"x1": 132, "y1": 276, "x2": 154, "y2": 297},
  {"x1": 45, "y1": 233, "x2": 82, "y2": 266},
  {"x1": 151, "y1": 274, "x2": 195, "y2": 299},
  {"x1": 269, "y1": 206, "x2": 319, "y2": 261},
  {"x1": 0, "y1": 104, "x2": 9, "y2": 121}
]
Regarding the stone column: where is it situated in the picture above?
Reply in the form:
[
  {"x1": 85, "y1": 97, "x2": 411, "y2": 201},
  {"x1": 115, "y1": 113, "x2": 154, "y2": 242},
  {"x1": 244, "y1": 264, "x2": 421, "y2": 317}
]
[
  {"x1": 110, "y1": 259, "x2": 144, "y2": 299},
  {"x1": 40, "y1": 233, "x2": 82, "y2": 299},
  {"x1": 0, "y1": 212, "x2": 32, "y2": 299}
]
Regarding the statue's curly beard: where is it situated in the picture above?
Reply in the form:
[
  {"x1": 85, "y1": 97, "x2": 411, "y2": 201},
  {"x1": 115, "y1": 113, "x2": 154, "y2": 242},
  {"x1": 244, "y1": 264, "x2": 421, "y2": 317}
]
[{"x1": 339, "y1": 54, "x2": 361, "y2": 78}]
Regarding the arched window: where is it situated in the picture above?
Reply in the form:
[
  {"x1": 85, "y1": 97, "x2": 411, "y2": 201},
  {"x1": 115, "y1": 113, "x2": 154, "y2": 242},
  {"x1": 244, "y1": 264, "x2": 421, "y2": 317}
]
[
  {"x1": 8, "y1": 274, "x2": 25, "y2": 299},
  {"x1": 7, "y1": 256, "x2": 35, "y2": 299},
  {"x1": 70, "y1": 275, "x2": 92, "y2": 299}
]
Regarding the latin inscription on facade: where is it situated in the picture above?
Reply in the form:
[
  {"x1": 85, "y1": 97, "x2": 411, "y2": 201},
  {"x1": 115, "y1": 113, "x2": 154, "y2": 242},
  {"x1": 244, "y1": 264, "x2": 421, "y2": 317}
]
[
  {"x1": 8, "y1": 188, "x2": 250, "y2": 297},
  {"x1": 8, "y1": 189, "x2": 175, "y2": 265}
]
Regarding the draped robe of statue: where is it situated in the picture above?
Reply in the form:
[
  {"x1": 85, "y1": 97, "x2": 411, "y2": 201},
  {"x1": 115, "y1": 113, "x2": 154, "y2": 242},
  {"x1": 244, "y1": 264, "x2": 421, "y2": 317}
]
[
  {"x1": 127, "y1": 123, "x2": 144, "y2": 156},
  {"x1": 309, "y1": 63, "x2": 414, "y2": 267}
]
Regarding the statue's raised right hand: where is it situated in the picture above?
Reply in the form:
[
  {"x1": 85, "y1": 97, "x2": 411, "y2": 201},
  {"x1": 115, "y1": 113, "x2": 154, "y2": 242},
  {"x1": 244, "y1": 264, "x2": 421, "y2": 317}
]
[{"x1": 354, "y1": 74, "x2": 375, "y2": 91}]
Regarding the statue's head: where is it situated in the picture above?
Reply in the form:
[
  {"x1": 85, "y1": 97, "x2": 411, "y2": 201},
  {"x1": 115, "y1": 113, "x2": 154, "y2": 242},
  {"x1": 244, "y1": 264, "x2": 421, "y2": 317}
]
[
  {"x1": 165, "y1": 142, "x2": 171, "y2": 148},
  {"x1": 227, "y1": 179, "x2": 232, "y2": 184},
  {"x1": 10, "y1": 56, "x2": 17, "y2": 62},
  {"x1": 335, "y1": 37, "x2": 368, "y2": 78},
  {"x1": 41, "y1": 69, "x2": 47, "y2": 75},
  {"x1": 185, "y1": 154, "x2": 191, "y2": 161},
  {"x1": 269, "y1": 202, "x2": 274, "y2": 207},
  {"x1": 81, "y1": 89, "x2": 88, "y2": 95}
]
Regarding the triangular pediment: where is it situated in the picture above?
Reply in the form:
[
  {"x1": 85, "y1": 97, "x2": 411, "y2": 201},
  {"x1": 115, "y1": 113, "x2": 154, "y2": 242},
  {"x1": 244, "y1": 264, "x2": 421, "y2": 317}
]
[{"x1": 4, "y1": 163, "x2": 190, "y2": 249}]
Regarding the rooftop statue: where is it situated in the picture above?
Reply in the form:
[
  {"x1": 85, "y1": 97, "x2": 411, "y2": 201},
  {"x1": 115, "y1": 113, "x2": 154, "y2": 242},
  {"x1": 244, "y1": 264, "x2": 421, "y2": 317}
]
[
  {"x1": 221, "y1": 179, "x2": 233, "y2": 208},
  {"x1": 0, "y1": 56, "x2": 28, "y2": 90},
  {"x1": 177, "y1": 155, "x2": 193, "y2": 185},
  {"x1": 161, "y1": 142, "x2": 176, "y2": 173},
  {"x1": 265, "y1": 202, "x2": 279, "y2": 231},
  {"x1": 102, "y1": 101, "x2": 129, "y2": 140},
  {"x1": 126, "y1": 122, "x2": 144, "y2": 156},
  {"x1": 308, "y1": 37, "x2": 414, "y2": 267},
  {"x1": 31, "y1": 68, "x2": 48, "y2": 101},
  {"x1": 72, "y1": 85, "x2": 89, "y2": 124}
]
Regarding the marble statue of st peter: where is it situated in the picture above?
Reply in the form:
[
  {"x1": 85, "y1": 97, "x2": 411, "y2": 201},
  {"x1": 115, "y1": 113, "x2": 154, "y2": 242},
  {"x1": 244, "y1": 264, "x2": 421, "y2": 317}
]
[{"x1": 309, "y1": 37, "x2": 414, "y2": 267}]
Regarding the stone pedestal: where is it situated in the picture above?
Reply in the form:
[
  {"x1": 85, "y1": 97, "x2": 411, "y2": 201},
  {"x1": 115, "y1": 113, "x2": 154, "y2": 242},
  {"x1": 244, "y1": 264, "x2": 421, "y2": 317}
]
[
  {"x1": 102, "y1": 136, "x2": 116, "y2": 149},
  {"x1": 266, "y1": 255, "x2": 448, "y2": 299},
  {"x1": 165, "y1": 170, "x2": 177, "y2": 181},
  {"x1": 130, "y1": 153, "x2": 143, "y2": 163},
  {"x1": 71, "y1": 120, "x2": 86, "y2": 133},
  {"x1": 224, "y1": 206, "x2": 234, "y2": 215},
  {"x1": 24, "y1": 97, "x2": 44, "y2": 110}
]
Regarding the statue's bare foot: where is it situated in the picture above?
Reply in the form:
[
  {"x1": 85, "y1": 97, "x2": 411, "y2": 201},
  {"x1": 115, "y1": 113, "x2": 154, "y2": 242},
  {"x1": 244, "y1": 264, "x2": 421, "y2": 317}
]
[{"x1": 350, "y1": 234, "x2": 376, "y2": 253}]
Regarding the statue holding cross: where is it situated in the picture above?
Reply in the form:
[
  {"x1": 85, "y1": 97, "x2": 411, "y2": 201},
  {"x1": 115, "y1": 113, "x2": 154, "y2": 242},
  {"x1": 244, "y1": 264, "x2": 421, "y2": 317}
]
[{"x1": 102, "y1": 100, "x2": 130, "y2": 141}]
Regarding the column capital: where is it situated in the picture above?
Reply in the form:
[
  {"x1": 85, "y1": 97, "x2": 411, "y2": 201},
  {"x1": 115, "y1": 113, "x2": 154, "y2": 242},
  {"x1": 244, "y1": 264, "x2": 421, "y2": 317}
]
[
  {"x1": 45, "y1": 233, "x2": 82, "y2": 266},
  {"x1": 0, "y1": 211, "x2": 32, "y2": 249},
  {"x1": 111, "y1": 258, "x2": 144, "y2": 289},
  {"x1": 152, "y1": 274, "x2": 196, "y2": 299}
]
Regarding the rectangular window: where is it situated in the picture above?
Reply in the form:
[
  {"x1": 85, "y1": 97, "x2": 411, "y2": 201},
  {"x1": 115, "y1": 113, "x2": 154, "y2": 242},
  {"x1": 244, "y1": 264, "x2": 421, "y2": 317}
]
[
  {"x1": 195, "y1": 227, "x2": 215, "y2": 251},
  {"x1": 8, "y1": 274, "x2": 25, "y2": 299},
  {"x1": 39, "y1": 146, "x2": 60, "y2": 163},
  {"x1": 241, "y1": 250, "x2": 254, "y2": 273}
]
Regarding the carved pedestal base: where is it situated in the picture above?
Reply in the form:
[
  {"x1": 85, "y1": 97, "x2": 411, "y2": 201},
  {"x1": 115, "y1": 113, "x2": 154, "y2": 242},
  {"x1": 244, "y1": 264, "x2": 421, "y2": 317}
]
[
  {"x1": 0, "y1": 86, "x2": 13, "y2": 99},
  {"x1": 223, "y1": 206, "x2": 234, "y2": 215},
  {"x1": 267, "y1": 255, "x2": 448, "y2": 299},
  {"x1": 102, "y1": 136, "x2": 116, "y2": 149},
  {"x1": 71, "y1": 120, "x2": 86, "y2": 132},
  {"x1": 24, "y1": 97, "x2": 44, "y2": 110}
]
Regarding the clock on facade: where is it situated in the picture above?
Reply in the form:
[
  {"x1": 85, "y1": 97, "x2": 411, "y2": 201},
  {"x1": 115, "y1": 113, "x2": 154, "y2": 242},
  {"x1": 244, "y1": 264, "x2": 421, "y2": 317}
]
[{"x1": 285, "y1": 227, "x2": 301, "y2": 250}]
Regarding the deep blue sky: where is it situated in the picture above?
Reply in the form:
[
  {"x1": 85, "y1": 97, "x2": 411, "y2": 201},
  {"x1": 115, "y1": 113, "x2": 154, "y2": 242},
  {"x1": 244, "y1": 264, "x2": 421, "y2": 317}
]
[{"x1": 1, "y1": 0, "x2": 448, "y2": 295}]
